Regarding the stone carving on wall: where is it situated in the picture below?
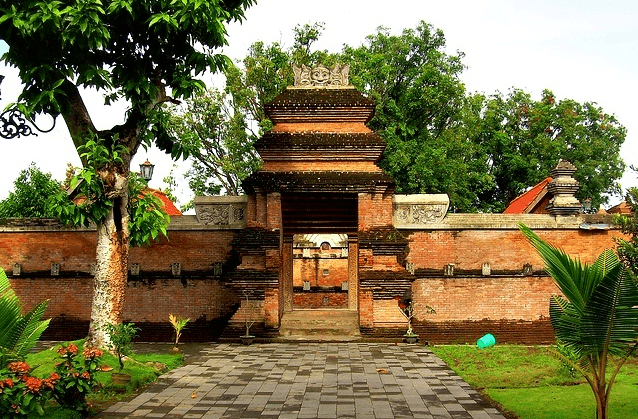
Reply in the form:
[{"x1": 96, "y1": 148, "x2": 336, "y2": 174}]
[
  {"x1": 292, "y1": 64, "x2": 350, "y2": 87},
  {"x1": 198, "y1": 205, "x2": 230, "y2": 225},
  {"x1": 393, "y1": 194, "x2": 450, "y2": 227},
  {"x1": 194, "y1": 196, "x2": 247, "y2": 228}
]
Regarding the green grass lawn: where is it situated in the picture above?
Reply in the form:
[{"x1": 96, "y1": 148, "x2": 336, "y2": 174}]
[
  {"x1": 430, "y1": 345, "x2": 638, "y2": 419},
  {"x1": 24, "y1": 340, "x2": 184, "y2": 418}
]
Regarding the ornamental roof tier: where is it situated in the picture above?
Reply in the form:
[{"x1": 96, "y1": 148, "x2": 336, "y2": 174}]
[
  {"x1": 244, "y1": 65, "x2": 396, "y2": 195},
  {"x1": 242, "y1": 171, "x2": 395, "y2": 194},
  {"x1": 264, "y1": 88, "x2": 375, "y2": 124}
]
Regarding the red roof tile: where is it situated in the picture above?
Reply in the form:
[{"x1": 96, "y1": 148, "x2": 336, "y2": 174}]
[
  {"x1": 607, "y1": 201, "x2": 634, "y2": 215},
  {"x1": 503, "y1": 177, "x2": 552, "y2": 214},
  {"x1": 148, "y1": 189, "x2": 182, "y2": 216}
]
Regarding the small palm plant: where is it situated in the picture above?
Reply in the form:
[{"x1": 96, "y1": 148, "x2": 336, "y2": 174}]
[
  {"x1": 520, "y1": 223, "x2": 638, "y2": 419},
  {"x1": 168, "y1": 314, "x2": 189, "y2": 352},
  {"x1": 0, "y1": 268, "x2": 50, "y2": 366}
]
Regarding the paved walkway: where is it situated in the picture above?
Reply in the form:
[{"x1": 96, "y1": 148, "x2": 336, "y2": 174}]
[{"x1": 97, "y1": 343, "x2": 506, "y2": 419}]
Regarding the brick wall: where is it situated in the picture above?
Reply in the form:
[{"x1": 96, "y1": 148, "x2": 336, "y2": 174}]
[
  {"x1": 358, "y1": 193, "x2": 394, "y2": 230},
  {"x1": 1, "y1": 212, "x2": 629, "y2": 344},
  {"x1": 293, "y1": 256, "x2": 348, "y2": 287},
  {"x1": 405, "y1": 227, "x2": 621, "y2": 272},
  {"x1": 373, "y1": 299, "x2": 408, "y2": 328},
  {"x1": 262, "y1": 161, "x2": 382, "y2": 172},
  {"x1": 412, "y1": 276, "x2": 559, "y2": 322},
  {"x1": 293, "y1": 292, "x2": 348, "y2": 309},
  {"x1": 1, "y1": 225, "x2": 239, "y2": 341}
]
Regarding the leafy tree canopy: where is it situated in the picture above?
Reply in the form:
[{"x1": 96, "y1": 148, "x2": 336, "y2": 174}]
[
  {"x1": 0, "y1": 0, "x2": 255, "y2": 347},
  {"x1": 468, "y1": 89, "x2": 626, "y2": 212},
  {"x1": 175, "y1": 21, "x2": 626, "y2": 212},
  {"x1": 167, "y1": 23, "x2": 331, "y2": 199},
  {"x1": 0, "y1": 163, "x2": 61, "y2": 218}
]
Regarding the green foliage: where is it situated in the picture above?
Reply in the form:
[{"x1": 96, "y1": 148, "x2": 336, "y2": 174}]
[
  {"x1": 613, "y1": 170, "x2": 638, "y2": 278},
  {"x1": 0, "y1": 360, "x2": 56, "y2": 418},
  {"x1": 0, "y1": 0, "x2": 255, "y2": 130},
  {"x1": 1, "y1": 0, "x2": 255, "y2": 342},
  {"x1": 51, "y1": 344, "x2": 102, "y2": 416},
  {"x1": 103, "y1": 322, "x2": 139, "y2": 372},
  {"x1": 431, "y1": 345, "x2": 581, "y2": 389},
  {"x1": 180, "y1": 20, "x2": 625, "y2": 210},
  {"x1": 467, "y1": 89, "x2": 626, "y2": 211},
  {"x1": 168, "y1": 88, "x2": 262, "y2": 196},
  {"x1": 432, "y1": 344, "x2": 638, "y2": 418},
  {"x1": 0, "y1": 268, "x2": 50, "y2": 365},
  {"x1": 169, "y1": 22, "x2": 334, "y2": 197},
  {"x1": 341, "y1": 23, "x2": 625, "y2": 212},
  {"x1": 519, "y1": 223, "x2": 638, "y2": 419},
  {"x1": 161, "y1": 164, "x2": 180, "y2": 205},
  {"x1": 0, "y1": 163, "x2": 62, "y2": 218},
  {"x1": 488, "y1": 384, "x2": 638, "y2": 419},
  {"x1": 341, "y1": 22, "x2": 474, "y2": 208},
  {"x1": 127, "y1": 173, "x2": 170, "y2": 247},
  {"x1": 23, "y1": 340, "x2": 183, "y2": 416},
  {"x1": 48, "y1": 139, "x2": 169, "y2": 247}
]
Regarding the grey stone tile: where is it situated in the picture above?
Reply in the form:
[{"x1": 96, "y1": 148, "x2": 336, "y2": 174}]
[{"x1": 92, "y1": 343, "x2": 508, "y2": 419}]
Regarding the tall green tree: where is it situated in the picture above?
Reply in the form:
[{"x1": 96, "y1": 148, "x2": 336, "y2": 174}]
[
  {"x1": 168, "y1": 88, "x2": 261, "y2": 197},
  {"x1": 0, "y1": 0, "x2": 254, "y2": 347},
  {"x1": 171, "y1": 21, "x2": 626, "y2": 212},
  {"x1": 341, "y1": 22, "x2": 484, "y2": 210},
  {"x1": 0, "y1": 163, "x2": 61, "y2": 218},
  {"x1": 469, "y1": 89, "x2": 626, "y2": 212},
  {"x1": 169, "y1": 23, "x2": 332, "y2": 199},
  {"x1": 520, "y1": 224, "x2": 638, "y2": 419}
]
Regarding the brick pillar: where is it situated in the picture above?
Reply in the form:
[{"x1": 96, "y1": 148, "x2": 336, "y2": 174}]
[
  {"x1": 264, "y1": 287, "x2": 279, "y2": 327},
  {"x1": 267, "y1": 192, "x2": 282, "y2": 230},
  {"x1": 282, "y1": 235, "x2": 293, "y2": 312},
  {"x1": 359, "y1": 290, "x2": 374, "y2": 328},
  {"x1": 348, "y1": 234, "x2": 358, "y2": 311},
  {"x1": 256, "y1": 191, "x2": 267, "y2": 226},
  {"x1": 245, "y1": 195, "x2": 257, "y2": 225}
]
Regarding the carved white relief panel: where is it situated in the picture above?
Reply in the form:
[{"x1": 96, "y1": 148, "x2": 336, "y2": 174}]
[{"x1": 393, "y1": 194, "x2": 450, "y2": 227}]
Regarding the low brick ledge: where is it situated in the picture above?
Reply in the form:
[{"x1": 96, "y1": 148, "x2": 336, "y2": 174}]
[{"x1": 397, "y1": 213, "x2": 616, "y2": 230}]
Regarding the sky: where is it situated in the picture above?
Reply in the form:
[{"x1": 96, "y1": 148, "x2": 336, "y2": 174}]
[{"x1": 1, "y1": 0, "x2": 637, "y2": 209}]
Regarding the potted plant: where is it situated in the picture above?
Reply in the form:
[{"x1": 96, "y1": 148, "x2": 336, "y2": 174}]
[
  {"x1": 104, "y1": 322, "x2": 139, "y2": 384},
  {"x1": 399, "y1": 300, "x2": 435, "y2": 344},
  {"x1": 168, "y1": 314, "x2": 190, "y2": 353},
  {"x1": 241, "y1": 291, "x2": 256, "y2": 345}
]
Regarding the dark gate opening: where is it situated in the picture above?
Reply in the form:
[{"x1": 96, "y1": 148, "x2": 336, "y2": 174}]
[
  {"x1": 281, "y1": 192, "x2": 358, "y2": 235},
  {"x1": 281, "y1": 193, "x2": 358, "y2": 310}
]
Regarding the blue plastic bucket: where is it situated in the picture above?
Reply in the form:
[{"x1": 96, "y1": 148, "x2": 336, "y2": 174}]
[{"x1": 477, "y1": 333, "x2": 496, "y2": 348}]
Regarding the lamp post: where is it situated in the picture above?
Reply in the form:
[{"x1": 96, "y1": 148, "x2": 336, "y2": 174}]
[{"x1": 139, "y1": 159, "x2": 155, "y2": 182}]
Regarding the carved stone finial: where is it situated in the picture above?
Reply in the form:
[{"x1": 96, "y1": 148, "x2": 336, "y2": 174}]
[
  {"x1": 292, "y1": 64, "x2": 350, "y2": 87},
  {"x1": 546, "y1": 159, "x2": 581, "y2": 216}
]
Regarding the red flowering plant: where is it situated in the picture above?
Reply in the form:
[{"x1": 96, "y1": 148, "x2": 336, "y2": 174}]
[
  {"x1": 52, "y1": 344, "x2": 103, "y2": 415},
  {"x1": 0, "y1": 361, "x2": 58, "y2": 418}
]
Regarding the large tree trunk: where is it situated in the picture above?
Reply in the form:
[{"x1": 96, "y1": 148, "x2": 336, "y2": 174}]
[{"x1": 85, "y1": 168, "x2": 131, "y2": 349}]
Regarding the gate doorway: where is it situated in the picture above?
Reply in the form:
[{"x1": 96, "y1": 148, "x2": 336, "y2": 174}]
[
  {"x1": 292, "y1": 234, "x2": 349, "y2": 309},
  {"x1": 281, "y1": 193, "x2": 359, "y2": 313}
]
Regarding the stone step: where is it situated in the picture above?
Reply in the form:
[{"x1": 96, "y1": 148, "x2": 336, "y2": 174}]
[{"x1": 279, "y1": 309, "x2": 360, "y2": 340}]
